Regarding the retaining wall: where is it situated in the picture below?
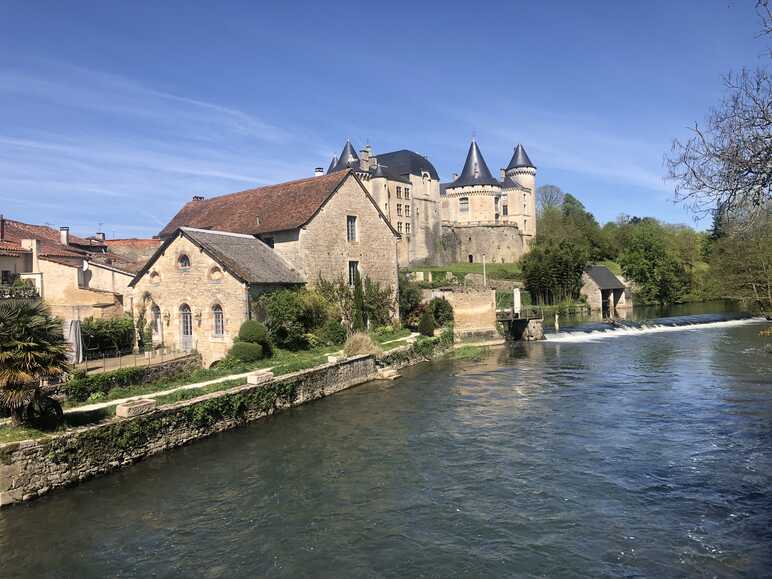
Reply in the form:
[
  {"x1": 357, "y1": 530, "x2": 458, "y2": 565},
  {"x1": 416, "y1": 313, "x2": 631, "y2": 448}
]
[{"x1": 0, "y1": 355, "x2": 376, "y2": 507}]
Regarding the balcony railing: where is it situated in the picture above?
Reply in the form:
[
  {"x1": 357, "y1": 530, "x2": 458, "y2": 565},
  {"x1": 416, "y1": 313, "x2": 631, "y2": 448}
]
[{"x1": 0, "y1": 284, "x2": 39, "y2": 300}]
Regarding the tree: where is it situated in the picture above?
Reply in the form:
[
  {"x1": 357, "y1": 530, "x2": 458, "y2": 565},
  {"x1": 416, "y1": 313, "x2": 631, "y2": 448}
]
[
  {"x1": 352, "y1": 271, "x2": 367, "y2": 331},
  {"x1": 619, "y1": 222, "x2": 689, "y2": 305},
  {"x1": 666, "y1": 68, "x2": 771, "y2": 219},
  {"x1": 0, "y1": 300, "x2": 69, "y2": 429},
  {"x1": 536, "y1": 184, "x2": 565, "y2": 215},
  {"x1": 521, "y1": 240, "x2": 588, "y2": 305}
]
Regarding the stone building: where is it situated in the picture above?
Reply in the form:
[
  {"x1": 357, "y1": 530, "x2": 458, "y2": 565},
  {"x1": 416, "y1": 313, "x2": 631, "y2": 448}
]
[
  {"x1": 580, "y1": 266, "x2": 632, "y2": 314},
  {"x1": 440, "y1": 141, "x2": 537, "y2": 264},
  {"x1": 325, "y1": 140, "x2": 441, "y2": 266},
  {"x1": 130, "y1": 227, "x2": 304, "y2": 367},
  {"x1": 0, "y1": 216, "x2": 139, "y2": 320},
  {"x1": 159, "y1": 170, "x2": 399, "y2": 297}
]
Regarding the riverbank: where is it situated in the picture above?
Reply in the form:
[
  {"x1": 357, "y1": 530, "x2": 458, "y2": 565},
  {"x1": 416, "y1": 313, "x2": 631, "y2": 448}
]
[{"x1": 0, "y1": 333, "x2": 452, "y2": 507}]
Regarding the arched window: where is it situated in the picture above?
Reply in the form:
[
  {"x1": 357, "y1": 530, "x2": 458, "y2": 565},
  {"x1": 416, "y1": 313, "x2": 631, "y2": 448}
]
[
  {"x1": 151, "y1": 304, "x2": 161, "y2": 335},
  {"x1": 208, "y1": 266, "x2": 223, "y2": 282},
  {"x1": 179, "y1": 304, "x2": 192, "y2": 351},
  {"x1": 212, "y1": 304, "x2": 224, "y2": 337},
  {"x1": 178, "y1": 254, "x2": 191, "y2": 270}
]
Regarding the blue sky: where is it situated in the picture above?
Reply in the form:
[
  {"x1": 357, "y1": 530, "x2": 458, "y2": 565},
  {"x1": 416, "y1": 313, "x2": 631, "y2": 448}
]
[{"x1": 0, "y1": 0, "x2": 768, "y2": 238}]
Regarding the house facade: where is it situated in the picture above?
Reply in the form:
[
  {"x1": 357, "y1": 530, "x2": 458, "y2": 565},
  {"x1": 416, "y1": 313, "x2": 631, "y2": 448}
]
[
  {"x1": 0, "y1": 217, "x2": 139, "y2": 320},
  {"x1": 130, "y1": 227, "x2": 304, "y2": 367},
  {"x1": 159, "y1": 170, "x2": 400, "y2": 299},
  {"x1": 325, "y1": 141, "x2": 441, "y2": 266}
]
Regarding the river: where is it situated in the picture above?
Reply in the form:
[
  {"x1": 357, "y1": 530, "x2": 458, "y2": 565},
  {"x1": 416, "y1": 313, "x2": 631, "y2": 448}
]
[{"x1": 1, "y1": 311, "x2": 771, "y2": 578}]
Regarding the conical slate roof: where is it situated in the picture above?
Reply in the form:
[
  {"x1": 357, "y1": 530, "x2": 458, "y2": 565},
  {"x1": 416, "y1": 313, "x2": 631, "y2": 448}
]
[
  {"x1": 449, "y1": 140, "x2": 500, "y2": 188},
  {"x1": 506, "y1": 144, "x2": 535, "y2": 170},
  {"x1": 329, "y1": 140, "x2": 360, "y2": 173},
  {"x1": 327, "y1": 156, "x2": 338, "y2": 173}
]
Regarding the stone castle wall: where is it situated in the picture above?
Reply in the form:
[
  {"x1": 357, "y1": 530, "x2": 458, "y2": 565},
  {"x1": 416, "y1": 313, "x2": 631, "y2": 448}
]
[
  {"x1": 440, "y1": 224, "x2": 526, "y2": 265},
  {"x1": 0, "y1": 355, "x2": 377, "y2": 507}
]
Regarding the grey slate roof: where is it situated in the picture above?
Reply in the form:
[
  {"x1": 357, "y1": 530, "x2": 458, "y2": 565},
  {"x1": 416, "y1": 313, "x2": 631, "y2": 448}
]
[
  {"x1": 327, "y1": 155, "x2": 338, "y2": 173},
  {"x1": 329, "y1": 141, "x2": 360, "y2": 172},
  {"x1": 131, "y1": 227, "x2": 306, "y2": 287},
  {"x1": 447, "y1": 140, "x2": 500, "y2": 189},
  {"x1": 585, "y1": 266, "x2": 624, "y2": 290},
  {"x1": 501, "y1": 176, "x2": 528, "y2": 190},
  {"x1": 506, "y1": 144, "x2": 535, "y2": 170},
  {"x1": 373, "y1": 149, "x2": 439, "y2": 180}
]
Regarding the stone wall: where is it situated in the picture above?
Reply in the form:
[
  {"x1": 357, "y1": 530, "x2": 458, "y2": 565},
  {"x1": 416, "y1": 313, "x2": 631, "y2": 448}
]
[
  {"x1": 440, "y1": 224, "x2": 526, "y2": 265},
  {"x1": 422, "y1": 288, "x2": 498, "y2": 339},
  {"x1": 0, "y1": 355, "x2": 377, "y2": 507}
]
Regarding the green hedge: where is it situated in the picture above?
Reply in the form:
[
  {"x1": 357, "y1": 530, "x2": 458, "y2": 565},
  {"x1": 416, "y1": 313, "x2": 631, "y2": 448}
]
[{"x1": 65, "y1": 367, "x2": 151, "y2": 402}]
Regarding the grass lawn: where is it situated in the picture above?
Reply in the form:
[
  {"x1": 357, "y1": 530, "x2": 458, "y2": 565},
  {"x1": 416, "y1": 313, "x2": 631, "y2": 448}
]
[
  {"x1": 406, "y1": 262, "x2": 522, "y2": 280},
  {"x1": 371, "y1": 327, "x2": 412, "y2": 344},
  {"x1": 0, "y1": 424, "x2": 48, "y2": 444}
]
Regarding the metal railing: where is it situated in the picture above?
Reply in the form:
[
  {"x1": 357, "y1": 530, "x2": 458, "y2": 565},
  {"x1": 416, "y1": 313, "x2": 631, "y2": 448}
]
[{"x1": 0, "y1": 284, "x2": 39, "y2": 300}]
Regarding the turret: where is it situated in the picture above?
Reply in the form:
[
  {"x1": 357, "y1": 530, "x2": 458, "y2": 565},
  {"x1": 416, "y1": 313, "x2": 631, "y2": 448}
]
[
  {"x1": 504, "y1": 144, "x2": 537, "y2": 237},
  {"x1": 504, "y1": 144, "x2": 536, "y2": 192}
]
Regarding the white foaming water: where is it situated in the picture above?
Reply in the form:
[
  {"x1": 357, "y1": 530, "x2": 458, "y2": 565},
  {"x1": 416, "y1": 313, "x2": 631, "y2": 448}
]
[{"x1": 546, "y1": 317, "x2": 767, "y2": 343}]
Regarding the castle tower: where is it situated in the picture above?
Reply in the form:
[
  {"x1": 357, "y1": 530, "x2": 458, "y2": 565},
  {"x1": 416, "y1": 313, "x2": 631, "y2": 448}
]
[
  {"x1": 503, "y1": 144, "x2": 536, "y2": 237},
  {"x1": 443, "y1": 140, "x2": 501, "y2": 223}
]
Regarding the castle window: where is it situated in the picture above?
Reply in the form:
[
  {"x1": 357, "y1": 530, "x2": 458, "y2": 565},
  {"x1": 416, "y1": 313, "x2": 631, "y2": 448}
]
[
  {"x1": 503, "y1": 204, "x2": 508, "y2": 216},
  {"x1": 346, "y1": 215, "x2": 357, "y2": 242},
  {"x1": 396, "y1": 186, "x2": 402, "y2": 198},
  {"x1": 459, "y1": 197, "x2": 469, "y2": 212},
  {"x1": 149, "y1": 271, "x2": 161, "y2": 285},
  {"x1": 178, "y1": 254, "x2": 191, "y2": 270},
  {"x1": 405, "y1": 223, "x2": 411, "y2": 235},
  {"x1": 212, "y1": 304, "x2": 224, "y2": 337},
  {"x1": 405, "y1": 205, "x2": 410, "y2": 217},
  {"x1": 404, "y1": 188, "x2": 410, "y2": 199},
  {"x1": 397, "y1": 222, "x2": 403, "y2": 233},
  {"x1": 396, "y1": 204, "x2": 402, "y2": 217}
]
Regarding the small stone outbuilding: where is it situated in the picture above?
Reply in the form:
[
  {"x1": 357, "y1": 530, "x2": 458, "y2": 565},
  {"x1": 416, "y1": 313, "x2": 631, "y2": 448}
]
[
  {"x1": 130, "y1": 227, "x2": 305, "y2": 367},
  {"x1": 580, "y1": 266, "x2": 632, "y2": 314}
]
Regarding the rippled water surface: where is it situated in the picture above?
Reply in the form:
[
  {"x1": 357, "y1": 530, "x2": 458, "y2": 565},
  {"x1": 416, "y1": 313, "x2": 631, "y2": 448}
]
[{"x1": 1, "y1": 319, "x2": 771, "y2": 578}]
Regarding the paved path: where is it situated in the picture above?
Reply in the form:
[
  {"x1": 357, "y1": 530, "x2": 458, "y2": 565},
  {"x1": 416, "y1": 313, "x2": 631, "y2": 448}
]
[
  {"x1": 66, "y1": 332, "x2": 420, "y2": 415},
  {"x1": 75, "y1": 351, "x2": 190, "y2": 375}
]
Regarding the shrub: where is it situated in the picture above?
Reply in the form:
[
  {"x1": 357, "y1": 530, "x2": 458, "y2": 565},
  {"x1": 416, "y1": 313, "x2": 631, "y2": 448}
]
[
  {"x1": 398, "y1": 274, "x2": 422, "y2": 320},
  {"x1": 429, "y1": 297, "x2": 454, "y2": 327},
  {"x1": 418, "y1": 307, "x2": 436, "y2": 337},
  {"x1": 300, "y1": 290, "x2": 331, "y2": 330},
  {"x1": 81, "y1": 316, "x2": 135, "y2": 355},
  {"x1": 406, "y1": 303, "x2": 427, "y2": 329},
  {"x1": 237, "y1": 320, "x2": 273, "y2": 357},
  {"x1": 343, "y1": 332, "x2": 382, "y2": 357},
  {"x1": 364, "y1": 277, "x2": 394, "y2": 327},
  {"x1": 65, "y1": 367, "x2": 150, "y2": 402},
  {"x1": 259, "y1": 290, "x2": 309, "y2": 350},
  {"x1": 229, "y1": 341, "x2": 264, "y2": 363},
  {"x1": 319, "y1": 319, "x2": 347, "y2": 345}
]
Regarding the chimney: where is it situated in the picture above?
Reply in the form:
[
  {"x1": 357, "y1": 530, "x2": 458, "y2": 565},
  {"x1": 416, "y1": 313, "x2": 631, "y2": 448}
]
[
  {"x1": 95, "y1": 232, "x2": 106, "y2": 242},
  {"x1": 21, "y1": 239, "x2": 40, "y2": 272},
  {"x1": 360, "y1": 146, "x2": 371, "y2": 166},
  {"x1": 0, "y1": 214, "x2": 4, "y2": 241},
  {"x1": 192, "y1": 195, "x2": 205, "y2": 201},
  {"x1": 314, "y1": 167, "x2": 324, "y2": 177},
  {"x1": 59, "y1": 226, "x2": 70, "y2": 246}
]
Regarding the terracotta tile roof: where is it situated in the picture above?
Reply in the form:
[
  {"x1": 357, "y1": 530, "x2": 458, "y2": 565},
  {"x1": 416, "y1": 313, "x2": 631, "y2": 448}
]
[
  {"x1": 0, "y1": 240, "x2": 28, "y2": 255},
  {"x1": 158, "y1": 171, "x2": 351, "y2": 237}
]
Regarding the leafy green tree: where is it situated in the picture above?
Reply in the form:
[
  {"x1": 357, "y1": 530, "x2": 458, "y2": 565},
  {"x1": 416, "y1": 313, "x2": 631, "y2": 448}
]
[
  {"x1": 398, "y1": 273, "x2": 422, "y2": 321},
  {"x1": 0, "y1": 300, "x2": 69, "y2": 429},
  {"x1": 619, "y1": 222, "x2": 689, "y2": 305},
  {"x1": 364, "y1": 277, "x2": 393, "y2": 327},
  {"x1": 521, "y1": 240, "x2": 588, "y2": 305},
  {"x1": 418, "y1": 307, "x2": 436, "y2": 337}
]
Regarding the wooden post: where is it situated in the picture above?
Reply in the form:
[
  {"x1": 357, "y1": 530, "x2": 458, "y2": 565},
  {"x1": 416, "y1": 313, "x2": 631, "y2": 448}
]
[{"x1": 554, "y1": 312, "x2": 560, "y2": 333}]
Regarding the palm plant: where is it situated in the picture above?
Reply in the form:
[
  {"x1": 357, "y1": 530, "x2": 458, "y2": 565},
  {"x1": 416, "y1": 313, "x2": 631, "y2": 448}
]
[{"x1": 0, "y1": 300, "x2": 69, "y2": 429}]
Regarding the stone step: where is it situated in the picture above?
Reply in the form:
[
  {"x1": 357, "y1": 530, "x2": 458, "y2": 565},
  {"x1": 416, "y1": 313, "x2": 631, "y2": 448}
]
[{"x1": 375, "y1": 369, "x2": 401, "y2": 381}]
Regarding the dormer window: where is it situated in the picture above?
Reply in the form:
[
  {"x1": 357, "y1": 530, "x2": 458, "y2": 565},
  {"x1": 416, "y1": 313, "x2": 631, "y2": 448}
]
[{"x1": 178, "y1": 254, "x2": 191, "y2": 270}]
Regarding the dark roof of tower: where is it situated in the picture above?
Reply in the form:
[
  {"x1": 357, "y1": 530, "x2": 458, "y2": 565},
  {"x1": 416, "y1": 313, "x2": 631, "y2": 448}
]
[
  {"x1": 585, "y1": 266, "x2": 625, "y2": 290},
  {"x1": 506, "y1": 144, "x2": 535, "y2": 170},
  {"x1": 327, "y1": 156, "x2": 338, "y2": 173},
  {"x1": 448, "y1": 140, "x2": 500, "y2": 188},
  {"x1": 373, "y1": 149, "x2": 439, "y2": 181},
  {"x1": 329, "y1": 141, "x2": 360, "y2": 173}
]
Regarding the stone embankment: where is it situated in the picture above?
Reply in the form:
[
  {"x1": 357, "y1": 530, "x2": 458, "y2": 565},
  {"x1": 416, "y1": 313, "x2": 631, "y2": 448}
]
[{"x1": 0, "y1": 336, "x2": 453, "y2": 507}]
